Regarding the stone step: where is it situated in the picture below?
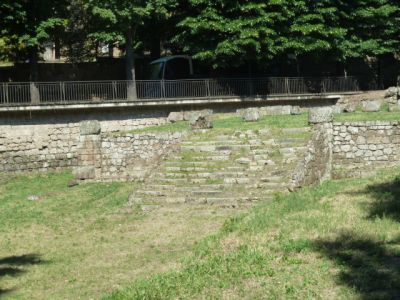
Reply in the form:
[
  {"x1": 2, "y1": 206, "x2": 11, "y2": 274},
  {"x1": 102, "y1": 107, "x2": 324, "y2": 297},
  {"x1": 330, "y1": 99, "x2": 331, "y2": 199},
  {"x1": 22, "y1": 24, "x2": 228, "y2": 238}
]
[
  {"x1": 164, "y1": 161, "x2": 225, "y2": 167},
  {"x1": 260, "y1": 175, "x2": 287, "y2": 182},
  {"x1": 170, "y1": 155, "x2": 231, "y2": 161},
  {"x1": 144, "y1": 184, "x2": 227, "y2": 190},
  {"x1": 282, "y1": 127, "x2": 311, "y2": 134},
  {"x1": 280, "y1": 147, "x2": 307, "y2": 154},
  {"x1": 128, "y1": 126, "x2": 311, "y2": 208},
  {"x1": 181, "y1": 140, "x2": 243, "y2": 146},
  {"x1": 180, "y1": 145, "x2": 252, "y2": 152},
  {"x1": 138, "y1": 189, "x2": 224, "y2": 197},
  {"x1": 255, "y1": 182, "x2": 288, "y2": 189}
]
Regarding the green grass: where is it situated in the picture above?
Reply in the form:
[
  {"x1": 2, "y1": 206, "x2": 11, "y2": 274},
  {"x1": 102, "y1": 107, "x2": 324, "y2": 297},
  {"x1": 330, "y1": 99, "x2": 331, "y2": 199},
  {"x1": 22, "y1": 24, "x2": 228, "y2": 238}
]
[
  {"x1": 129, "y1": 111, "x2": 400, "y2": 134},
  {"x1": 129, "y1": 114, "x2": 309, "y2": 134},
  {"x1": 130, "y1": 121, "x2": 190, "y2": 134},
  {"x1": 0, "y1": 172, "x2": 234, "y2": 299},
  {"x1": 334, "y1": 111, "x2": 400, "y2": 122},
  {"x1": 104, "y1": 167, "x2": 400, "y2": 300}
]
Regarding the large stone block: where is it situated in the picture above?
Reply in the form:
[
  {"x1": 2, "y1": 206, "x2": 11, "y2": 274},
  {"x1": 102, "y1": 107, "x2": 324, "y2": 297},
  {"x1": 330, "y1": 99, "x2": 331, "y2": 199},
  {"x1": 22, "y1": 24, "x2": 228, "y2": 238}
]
[
  {"x1": 241, "y1": 108, "x2": 260, "y2": 122},
  {"x1": 184, "y1": 109, "x2": 213, "y2": 121},
  {"x1": 80, "y1": 120, "x2": 101, "y2": 135},
  {"x1": 309, "y1": 106, "x2": 333, "y2": 124},
  {"x1": 385, "y1": 87, "x2": 399, "y2": 98},
  {"x1": 167, "y1": 111, "x2": 184, "y2": 123},
  {"x1": 73, "y1": 166, "x2": 96, "y2": 180},
  {"x1": 389, "y1": 100, "x2": 400, "y2": 112},
  {"x1": 189, "y1": 111, "x2": 213, "y2": 129},
  {"x1": 362, "y1": 100, "x2": 382, "y2": 112}
]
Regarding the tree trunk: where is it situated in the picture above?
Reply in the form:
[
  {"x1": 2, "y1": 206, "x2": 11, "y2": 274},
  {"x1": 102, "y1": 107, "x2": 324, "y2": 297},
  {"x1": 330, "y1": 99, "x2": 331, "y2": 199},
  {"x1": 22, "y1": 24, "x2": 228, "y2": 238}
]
[
  {"x1": 28, "y1": 47, "x2": 39, "y2": 82},
  {"x1": 108, "y1": 44, "x2": 113, "y2": 58},
  {"x1": 28, "y1": 47, "x2": 40, "y2": 103},
  {"x1": 150, "y1": 39, "x2": 161, "y2": 60},
  {"x1": 55, "y1": 37, "x2": 61, "y2": 60},
  {"x1": 126, "y1": 26, "x2": 137, "y2": 100}
]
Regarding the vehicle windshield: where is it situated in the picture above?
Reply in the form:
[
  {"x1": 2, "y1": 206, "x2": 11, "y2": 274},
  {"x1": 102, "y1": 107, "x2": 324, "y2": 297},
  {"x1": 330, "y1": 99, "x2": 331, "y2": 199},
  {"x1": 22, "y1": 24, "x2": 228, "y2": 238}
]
[{"x1": 149, "y1": 62, "x2": 164, "y2": 80}]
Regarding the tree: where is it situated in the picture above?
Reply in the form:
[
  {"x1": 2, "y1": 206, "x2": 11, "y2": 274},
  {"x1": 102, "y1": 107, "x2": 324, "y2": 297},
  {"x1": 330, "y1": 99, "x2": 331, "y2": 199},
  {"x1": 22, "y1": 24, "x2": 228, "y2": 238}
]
[
  {"x1": 286, "y1": 1, "x2": 347, "y2": 69},
  {"x1": 337, "y1": 0, "x2": 400, "y2": 60},
  {"x1": 174, "y1": 0, "x2": 293, "y2": 69},
  {"x1": 0, "y1": 0, "x2": 67, "y2": 80}
]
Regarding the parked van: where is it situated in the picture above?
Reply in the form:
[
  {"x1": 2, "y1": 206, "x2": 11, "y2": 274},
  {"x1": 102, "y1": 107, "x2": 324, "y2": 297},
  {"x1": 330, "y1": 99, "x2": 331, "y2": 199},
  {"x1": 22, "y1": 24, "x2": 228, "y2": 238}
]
[{"x1": 148, "y1": 55, "x2": 194, "y2": 80}]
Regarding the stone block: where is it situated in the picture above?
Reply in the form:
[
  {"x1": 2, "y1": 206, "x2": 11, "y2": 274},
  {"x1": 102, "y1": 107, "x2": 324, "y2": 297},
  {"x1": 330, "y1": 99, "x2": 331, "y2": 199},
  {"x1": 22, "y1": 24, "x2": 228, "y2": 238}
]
[
  {"x1": 385, "y1": 87, "x2": 399, "y2": 98},
  {"x1": 73, "y1": 166, "x2": 96, "y2": 180},
  {"x1": 290, "y1": 106, "x2": 302, "y2": 115},
  {"x1": 309, "y1": 106, "x2": 333, "y2": 124},
  {"x1": 167, "y1": 111, "x2": 184, "y2": 123},
  {"x1": 241, "y1": 108, "x2": 260, "y2": 122},
  {"x1": 388, "y1": 100, "x2": 400, "y2": 112},
  {"x1": 80, "y1": 120, "x2": 101, "y2": 135},
  {"x1": 189, "y1": 111, "x2": 213, "y2": 129},
  {"x1": 343, "y1": 105, "x2": 356, "y2": 113},
  {"x1": 184, "y1": 109, "x2": 213, "y2": 121},
  {"x1": 362, "y1": 100, "x2": 382, "y2": 112}
]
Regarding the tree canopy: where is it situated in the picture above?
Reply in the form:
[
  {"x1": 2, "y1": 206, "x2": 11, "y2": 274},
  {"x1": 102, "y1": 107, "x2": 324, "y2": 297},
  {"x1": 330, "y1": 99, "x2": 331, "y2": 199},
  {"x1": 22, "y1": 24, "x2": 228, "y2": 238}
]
[{"x1": 0, "y1": 0, "x2": 399, "y2": 77}]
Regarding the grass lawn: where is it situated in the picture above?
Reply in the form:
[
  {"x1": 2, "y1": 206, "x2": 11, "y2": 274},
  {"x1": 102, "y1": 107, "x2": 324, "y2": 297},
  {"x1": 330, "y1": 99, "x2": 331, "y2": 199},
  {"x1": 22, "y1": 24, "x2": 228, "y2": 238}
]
[
  {"x1": 105, "y1": 167, "x2": 400, "y2": 300},
  {"x1": 334, "y1": 111, "x2": 400, "y2": 122},
  {"x1": 130, "y1": 113, "x2": 309, "y2": 134},
  {"x1": 0, "y1": 172, "x2": 235, "y2": 299}
]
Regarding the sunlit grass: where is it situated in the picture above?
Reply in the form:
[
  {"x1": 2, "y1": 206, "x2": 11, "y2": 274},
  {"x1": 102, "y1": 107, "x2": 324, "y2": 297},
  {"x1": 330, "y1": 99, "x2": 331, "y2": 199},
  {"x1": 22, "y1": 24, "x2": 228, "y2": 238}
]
[
  {"x1": 130, "y1": 113, "x2": 309, "y2": 134},
  {"x1": 105, "y1": 167, "x2": 400, "y2": 299},
  {"x1": 0, "y1": 172, "x2": 233, "y2": 299}
]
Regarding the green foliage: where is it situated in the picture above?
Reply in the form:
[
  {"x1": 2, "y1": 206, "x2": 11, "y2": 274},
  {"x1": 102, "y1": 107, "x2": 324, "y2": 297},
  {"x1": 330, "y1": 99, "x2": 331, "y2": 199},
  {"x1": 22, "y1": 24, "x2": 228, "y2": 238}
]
[
  {"x1": 175, "y1": 0, "x2": 400, "y2": 68},
  {"x1": 0, "y1": 0, "x2": 68, "y2": 62},
  {"x1": 1, "y1": 0, "x2": 399, "y2": 73}
]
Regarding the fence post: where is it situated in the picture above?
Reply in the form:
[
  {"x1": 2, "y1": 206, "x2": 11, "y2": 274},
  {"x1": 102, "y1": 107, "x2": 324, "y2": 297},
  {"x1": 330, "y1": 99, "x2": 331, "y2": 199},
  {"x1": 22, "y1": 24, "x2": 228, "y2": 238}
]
[
  {"x1": 285, "y1": 77, "x2": 290, "y2": 94},
  {"x1": 60, "y1": 82, "x2": 66, "y2": 102},
  {"x1": 206, "y1": 79, "x2": 211, "y2": 98},
  {"x1": 161, "y1": 80, "x2": 166, "y2": 99},
  {"x1": 30, "y1": 82, "x2": 40, "y2": 104},
  {"x1": 112, "y1": 81, "x2": 117, "y2": 100},
  {"x1": 2, "y1": 83, "x2": 9, "y2": 104},
  {"x1": 127, "y1": 80, "x2": 137, "y2": 101}
]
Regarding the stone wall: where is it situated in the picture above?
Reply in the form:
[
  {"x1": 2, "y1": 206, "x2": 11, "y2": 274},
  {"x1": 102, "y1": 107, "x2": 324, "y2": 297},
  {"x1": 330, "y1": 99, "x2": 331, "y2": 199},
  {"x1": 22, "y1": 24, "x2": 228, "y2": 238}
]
[
  {"x1": 291, "y1": 106, "x2": 333, "y2": 189},
  {"x1": 332, "y1": 121, "x2": 400, "y2": 178},
  {"x1": 0, "y1": 110, "x2": 168, "y2": 174},
  {"x1": 291, "y1": 104, "x2": 400, "y2": 187},
  {"x1": 0, "y1": 123, "x2": 80, "y2": 173},
  {"x1": 100, "y1": 132, "x2": 186, "y2": 181}
]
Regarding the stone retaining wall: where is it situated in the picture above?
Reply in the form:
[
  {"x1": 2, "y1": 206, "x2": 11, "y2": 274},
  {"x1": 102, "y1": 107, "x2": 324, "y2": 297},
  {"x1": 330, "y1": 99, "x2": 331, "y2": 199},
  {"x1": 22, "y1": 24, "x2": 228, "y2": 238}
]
[
  {"x1": 0, "y1": 111, "x2": 168, "y2": 173},
  {"x1": 292, "y1": 106, "x2": 400, "y2": 187},
  {"x1": 100, "y1": 132, "x2": 186, "y2": 181},
  {"x1": 332, "y1": 121, "x2": 400, "y2": 178},
  {"x1": 0, "y1": 123, "x2": 80, "y2": 173}
]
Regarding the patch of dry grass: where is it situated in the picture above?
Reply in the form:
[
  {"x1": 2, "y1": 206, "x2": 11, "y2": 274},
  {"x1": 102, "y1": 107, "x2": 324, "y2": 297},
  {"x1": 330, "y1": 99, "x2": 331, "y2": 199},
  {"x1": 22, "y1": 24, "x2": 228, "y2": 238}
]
[{"x1": 0, "y1": 172, "x2": 236, "y2": 299}]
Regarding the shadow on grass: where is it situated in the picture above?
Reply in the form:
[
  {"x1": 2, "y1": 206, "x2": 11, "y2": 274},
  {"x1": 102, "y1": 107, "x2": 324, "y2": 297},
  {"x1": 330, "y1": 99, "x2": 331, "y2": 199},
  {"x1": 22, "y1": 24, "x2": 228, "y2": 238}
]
[
  {"x1": 0, "y1": 254, "x2": 44, "y2": 296},
  {"x1": 362, "y1": 176, "x2": 400, "y2": 222},
  {"x1": 314, "y1": 231, "x2": 400, "y2": 300}
]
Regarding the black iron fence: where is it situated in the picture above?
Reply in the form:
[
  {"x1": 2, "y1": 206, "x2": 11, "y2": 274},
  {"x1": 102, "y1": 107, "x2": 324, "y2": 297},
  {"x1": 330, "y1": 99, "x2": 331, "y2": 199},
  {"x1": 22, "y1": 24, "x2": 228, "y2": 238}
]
[{"x1": 0, "y1": 77, "x2": 360, "y2": 106}]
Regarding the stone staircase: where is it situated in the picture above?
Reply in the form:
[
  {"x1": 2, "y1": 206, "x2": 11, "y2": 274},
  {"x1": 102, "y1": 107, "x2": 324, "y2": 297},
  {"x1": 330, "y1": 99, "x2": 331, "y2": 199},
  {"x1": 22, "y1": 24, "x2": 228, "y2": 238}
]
[{"x1": 128, "y1": 127, "x2": 311, "y2": 208}]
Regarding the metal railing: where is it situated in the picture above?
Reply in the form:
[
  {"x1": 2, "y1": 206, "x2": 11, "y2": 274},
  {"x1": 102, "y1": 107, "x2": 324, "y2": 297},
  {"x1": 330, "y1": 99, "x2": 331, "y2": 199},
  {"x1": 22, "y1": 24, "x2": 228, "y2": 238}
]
[{"x1": 0, "y1": 77, "x2": 360, "y2": 106}]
